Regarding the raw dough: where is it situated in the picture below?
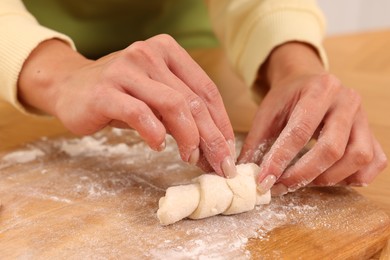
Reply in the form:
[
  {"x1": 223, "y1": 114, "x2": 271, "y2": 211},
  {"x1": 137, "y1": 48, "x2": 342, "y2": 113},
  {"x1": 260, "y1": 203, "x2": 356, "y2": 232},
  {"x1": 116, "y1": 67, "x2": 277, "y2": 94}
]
[
  {"x1": 223, "y1": 164, "x2": 257, "y2": 215},
  {"x1": 189, "y1": 174, "x2": 233, "y2": 219},
  {"x1": 157, "y1": 163, "x2": 271, "y2": 225},
  {"x1": 157, "y1": 184, "x2": 200, "y2": 226}
]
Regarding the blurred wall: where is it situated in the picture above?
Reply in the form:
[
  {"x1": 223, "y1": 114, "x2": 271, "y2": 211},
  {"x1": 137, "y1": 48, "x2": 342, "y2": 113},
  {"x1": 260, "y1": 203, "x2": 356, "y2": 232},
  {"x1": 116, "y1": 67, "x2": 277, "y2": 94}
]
[{"x1": 317, "y1": 0, "x2": 390, "y2": 35}]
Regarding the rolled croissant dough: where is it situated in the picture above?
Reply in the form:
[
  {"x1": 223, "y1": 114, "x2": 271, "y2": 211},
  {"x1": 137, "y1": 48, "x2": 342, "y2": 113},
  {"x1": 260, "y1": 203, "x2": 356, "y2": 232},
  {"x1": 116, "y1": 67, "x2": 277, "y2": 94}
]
[{"x1": 157, "y1": 163, "x2": 271, "y2": 225}]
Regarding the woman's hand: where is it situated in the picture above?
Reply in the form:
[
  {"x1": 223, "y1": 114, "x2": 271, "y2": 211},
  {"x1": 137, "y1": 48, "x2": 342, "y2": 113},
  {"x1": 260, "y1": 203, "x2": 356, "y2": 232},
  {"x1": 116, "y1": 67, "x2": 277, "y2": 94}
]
[
  {"x1": 238, "y1": 42, "x2": 387, "y2": 195},
  {"x1": 18, "y1": 34, "x2": 237, "y2": 178}
]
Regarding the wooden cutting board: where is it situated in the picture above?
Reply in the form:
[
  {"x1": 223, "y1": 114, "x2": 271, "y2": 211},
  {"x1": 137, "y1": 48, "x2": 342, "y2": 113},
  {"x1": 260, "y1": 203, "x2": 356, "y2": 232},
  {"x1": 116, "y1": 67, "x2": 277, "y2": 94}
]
[{"x1": 0, "y1": 129, "x2": 389, "y2": 259}]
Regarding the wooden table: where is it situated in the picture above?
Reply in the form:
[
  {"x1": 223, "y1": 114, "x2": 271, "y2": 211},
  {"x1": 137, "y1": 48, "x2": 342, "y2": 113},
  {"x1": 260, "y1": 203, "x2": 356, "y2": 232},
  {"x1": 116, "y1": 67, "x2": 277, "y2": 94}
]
[{"x1": 1, "y1": 30, "x2": 390, "y2": 258}]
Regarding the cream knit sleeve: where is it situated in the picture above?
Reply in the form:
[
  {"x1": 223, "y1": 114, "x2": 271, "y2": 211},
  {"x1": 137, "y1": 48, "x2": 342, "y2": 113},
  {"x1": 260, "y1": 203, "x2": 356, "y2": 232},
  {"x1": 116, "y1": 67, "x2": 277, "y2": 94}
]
[
  {"x1": 206, "y1": 0, "x2": 328, "y2": 88},
  {"x1": 0, "y1": 0, "x2": 75, "y2": 113}
]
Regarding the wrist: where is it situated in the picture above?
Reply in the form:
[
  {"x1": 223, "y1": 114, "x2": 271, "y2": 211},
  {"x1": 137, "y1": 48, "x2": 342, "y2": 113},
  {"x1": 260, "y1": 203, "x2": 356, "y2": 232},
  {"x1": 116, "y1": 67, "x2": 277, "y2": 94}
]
[
  {"x1": 18, "y1": 39, "x2": 90, "y2": 115},
  {"x1": 260, "y1": 42, "x2": 326, "y2": 87}
]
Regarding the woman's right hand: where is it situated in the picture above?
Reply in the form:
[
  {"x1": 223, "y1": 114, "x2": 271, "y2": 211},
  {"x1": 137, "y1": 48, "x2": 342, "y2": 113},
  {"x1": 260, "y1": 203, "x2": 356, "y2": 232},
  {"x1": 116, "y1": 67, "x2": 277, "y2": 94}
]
[{"x1": 18, "y1": 34, "x2": 237, "y2": 178}]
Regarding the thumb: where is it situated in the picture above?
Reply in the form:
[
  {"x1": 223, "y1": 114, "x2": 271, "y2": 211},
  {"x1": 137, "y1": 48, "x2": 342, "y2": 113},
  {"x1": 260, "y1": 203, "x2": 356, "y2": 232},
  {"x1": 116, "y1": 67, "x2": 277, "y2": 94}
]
[{"x1": 238, "y1": 100, "x2": 286, "y2": 166}]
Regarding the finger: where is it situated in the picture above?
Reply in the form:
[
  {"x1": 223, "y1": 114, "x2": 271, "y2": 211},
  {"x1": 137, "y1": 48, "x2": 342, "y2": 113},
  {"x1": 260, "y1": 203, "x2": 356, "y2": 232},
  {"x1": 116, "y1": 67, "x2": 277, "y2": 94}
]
[
  {"x1": 237, "y1": 93, "x2": 284, "y2": 165},
  {"x1": 313, "y1": 109, "x2": 374, "y2": 186},
  {"x1": 124, "y1": 39, "x2": 236, "y2": 177},
  {"x1": 236, "y1": 97, "x2": 282, "y2": 193},
  {"x1": 279, "y1": 88, "x2": 361, "y2": 190},
  {"x1": 122, "y1": 74, "x2": 234, "y2": 177},
  {"x1": 101, "y1": 90, "x2": 166, "y2": 151},
  {"x1": 345, "y1": 138, "x2": 388, "y2": 186},
  {"x1": 256, "y1": 76, "x2": 341, "y2": 186},
  {"x1": 109, "y1": 120, "x2": 131, "y2": 129},
  {"x1": 145, "y1": 35, "x2": 236, "y2": 156},
  {"x1": 150, "y1": 71, "x2": 224, "y2": 170},
  {"x1": 123, "y1": 77, "x2": 201, "y2": 164},
  {"x1": 196, "y1": 149, "x2": 215, "y2": 173}
]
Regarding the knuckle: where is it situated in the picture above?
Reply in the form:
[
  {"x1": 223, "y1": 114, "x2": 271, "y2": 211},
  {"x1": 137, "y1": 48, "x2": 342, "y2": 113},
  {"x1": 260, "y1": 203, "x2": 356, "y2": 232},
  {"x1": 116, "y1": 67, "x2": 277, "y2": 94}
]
[
  {"x1": 335, "y1": 118, "x2": 350, "y2": 133},
  {"x1": 162, "y1": 92, "x2": 186, "y2": 113},
  {"x1": 343, "y1": 88, "x2": 362, "y2": 113},
  {"x1": 123, "y1": 102, "x2": 148, "y2": 120},
  {"x1": 126, "y1": 41, "x2": 159, "y2": 64},
  {"x1": 320, "y1": 74, "x2": 342, "y2": 92},
  {"x1": 187, "y1": 95, "x2": 207, "y2": 117},
  {"x1": 347, "y1": 88, "x2": 362, "y2": 104},
  {"x1": 150, "y1": 34, "x2": 179, "y2": 50},
  {"x1": 155, "y1": 34, "x2": 176, "y2": 44},
  {"x1": 268, "y1": 149, "x2": 293, "y2": 173},
  {"x1": 199, "y1": 81, "x2": 220, "y2": 103},
  {"x1": 320, "y1": 141, "x2": 344, "y2": 162},
  {"x1": 204, "y1": 136, "x2": 227, "y2": 154},
  {"x1": 351, "y1": 150, "x2": 374, "y2": 167},
  {"x1": 377, "y1": 153, "x2": 388, "y2": 171},
  {"x1": 127, "y1": 41, "x2": 149, "y2": 54},
  {"x1": 217, "y1": 118, "x2": 233, "y2": 136},
  {"x1": 289, "y1": 121, "x2": 313, "y2": 146}
]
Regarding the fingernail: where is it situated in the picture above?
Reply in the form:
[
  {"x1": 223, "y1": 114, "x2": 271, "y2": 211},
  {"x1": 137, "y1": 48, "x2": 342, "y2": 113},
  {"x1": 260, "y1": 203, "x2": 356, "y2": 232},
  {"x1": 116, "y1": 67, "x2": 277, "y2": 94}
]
[
  {"x1": 271, "y1": 183, "x2": 288, "y2": 196},
  {"x1": 227, "y1": 139, "x2": 236, "y2": 159},
  {"x1": 188, "y1": 148, "x2": 199, "y2": 165},
  {"x1": 257, "y1": 175, "x2": 277, "y2": 194},
  {"x1": 221, "y1": 156, "x2": 237, "y2": 178},
  {"x1": 155, "y1": 140, "x2": 166, "y2": 152}
]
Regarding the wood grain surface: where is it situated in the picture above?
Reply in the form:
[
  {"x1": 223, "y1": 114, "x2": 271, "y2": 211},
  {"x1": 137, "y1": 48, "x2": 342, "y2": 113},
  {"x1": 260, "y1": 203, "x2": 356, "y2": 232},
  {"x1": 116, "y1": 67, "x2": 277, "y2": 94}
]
[
  {"x1": 0, "y1": 130, "x2": 389, "y2": 259},
  {"x1": 1, "y1": 30, "x2": 390, "y2": 258}
]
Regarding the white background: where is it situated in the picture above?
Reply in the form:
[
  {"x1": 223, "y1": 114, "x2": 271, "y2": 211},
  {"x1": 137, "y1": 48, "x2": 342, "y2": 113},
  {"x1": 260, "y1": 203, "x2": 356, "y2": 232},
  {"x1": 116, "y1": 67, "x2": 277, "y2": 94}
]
[{"x1": 317, "y1": 0, "x2": 390, "y2": 35}]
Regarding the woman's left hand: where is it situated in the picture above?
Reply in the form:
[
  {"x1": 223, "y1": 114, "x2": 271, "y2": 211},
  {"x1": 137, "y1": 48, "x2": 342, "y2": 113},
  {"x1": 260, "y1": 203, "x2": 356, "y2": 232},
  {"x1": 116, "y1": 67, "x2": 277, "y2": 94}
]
[{"x1": 238, "y1": 42, "x2": 388, "y2": 195}]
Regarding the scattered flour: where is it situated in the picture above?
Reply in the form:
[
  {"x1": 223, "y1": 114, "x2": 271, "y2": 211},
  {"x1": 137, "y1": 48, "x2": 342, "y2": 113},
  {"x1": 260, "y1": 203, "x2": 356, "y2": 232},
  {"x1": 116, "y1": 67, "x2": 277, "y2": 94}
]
[
  {"x1": 59, "y1": 136, "x2": 131, "y2": 157},
  {"x1": 146, "y1": 201, "x2": 319, "y2": 259},
  {"x1": 37, "y1": 194, "x2": 73, "y2": 204},
  {"x1": 1, "y1": 148, "x2": 45, "y2": 164},
  {"x1": 0, "y1": 129, "x2": 346, "y2": 259}
]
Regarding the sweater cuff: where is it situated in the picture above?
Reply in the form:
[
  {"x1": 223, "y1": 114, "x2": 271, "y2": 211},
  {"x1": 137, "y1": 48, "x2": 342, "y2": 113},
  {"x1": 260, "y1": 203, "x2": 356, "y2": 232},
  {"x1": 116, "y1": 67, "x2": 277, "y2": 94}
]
[
  {"x1": 236, "y1": 9, "x2": 328, "y2": 88},
  {"x1": 0, "y1": 15, "x2": 75, "y2": 115}
]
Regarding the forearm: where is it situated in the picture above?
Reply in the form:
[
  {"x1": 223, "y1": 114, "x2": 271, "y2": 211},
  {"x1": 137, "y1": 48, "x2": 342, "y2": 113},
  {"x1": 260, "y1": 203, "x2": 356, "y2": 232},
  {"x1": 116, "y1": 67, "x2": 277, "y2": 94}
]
[
  {"x1": 206, "y1": 0, "x2": 327, "y2": 88},
  {"x1": 18, "y1": 39, "x2": 90, "y2": 115},
  {"x1": 0, "y1": 0, "x2": 75, "y2": 114},
  {"x1": 262, "y1": 42, "x2": 326, "y2": 87}
]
